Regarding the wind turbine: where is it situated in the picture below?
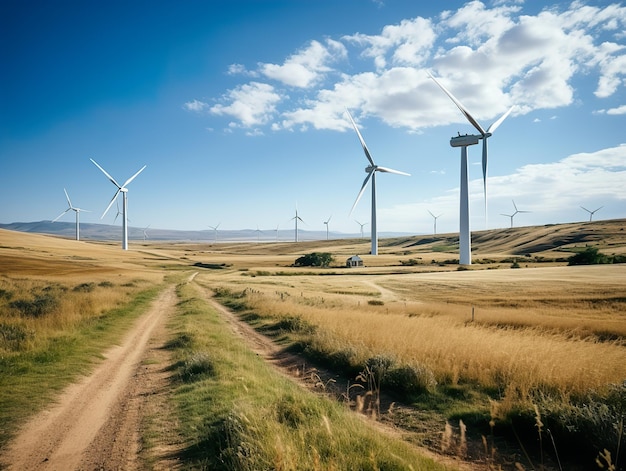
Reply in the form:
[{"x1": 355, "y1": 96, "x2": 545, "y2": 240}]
[
  {"x1": 274, "y1": 224, "x2": 280, "y2": 242},
  {"x1": 427, "y1": 210, "x2": 442, "y2": 235},
  {"x1": 346, "y1": 109, "x2": 410, "y2": 255},
  {"x1": 427, "y1": 72, "x2": 513, "y2": 265},
  {"x1": 501, "y1": 200, "x2": 530, "y2": 228},
  {"x1": 142, "y1": 225, "x2": 150, "y2": 241},
  {"x1": 291, "y1": 204, "x2": 304, "y2": 242},
  {"x1": 581, "y1": 206, "x2": 603, "y2": 222},
  {"x1": 355, "y1": 220, "x2": 368, "y2": 238},
  {"x1": 255, "y1": 225, "x2": 263, "y2": 242},
  {"x1": 209, "y1": 223, "x2": 220, "y2": 241},
  {"x1": 52, "y1": 188, "x2": 89, "y2": 241},
  {"x1": 323, "y1": 215, "x2": 332, "y2": 240},
  {"x1": 91, "y1": 158, "x2": 146, "y2": 250}
]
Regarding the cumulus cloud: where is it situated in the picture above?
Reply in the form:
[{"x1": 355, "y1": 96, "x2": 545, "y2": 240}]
[
  {"x1": 210, "y1": 82, "x2": 282, "y2": 127},
  {"x1": 258, "y1": 39, "x2": 347, "y2": 88},
  {"x1": 197, "y1": 1, "x2": 626, "y2": 132},
  {"x1": 183, "y1": 99, "x2": 208, "y2": 112}
]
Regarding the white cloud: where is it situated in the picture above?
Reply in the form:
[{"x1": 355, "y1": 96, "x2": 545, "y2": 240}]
[
  {"x1": 201, "y1": 2, "x2": 626, "y2": 133},
  {"x1": 259, "y1": 39, "x2": 347, "y2": 88},
  {"x1": 210, "y1": 82, "x2": 282, "y2": 127},
  {"x1": 344, "y1": 17, "x2": 435, "y2": 70},
  {"x1": 183, "y1": 99, "x2": 208, "y2": 112}
]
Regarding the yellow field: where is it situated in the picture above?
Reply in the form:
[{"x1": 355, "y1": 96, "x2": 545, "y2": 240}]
[{"x1": 2, "y1": 222, "x2": 625, "y2": 462}]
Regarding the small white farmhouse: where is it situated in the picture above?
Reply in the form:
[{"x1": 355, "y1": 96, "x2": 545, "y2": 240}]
[{"x1": 346, "y1": 255, "x2": 364, "y2": 267}]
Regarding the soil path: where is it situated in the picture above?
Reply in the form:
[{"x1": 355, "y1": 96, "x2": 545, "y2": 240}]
[{"x1": 1, "y1": 284, "x2": 179, "y2": 471}]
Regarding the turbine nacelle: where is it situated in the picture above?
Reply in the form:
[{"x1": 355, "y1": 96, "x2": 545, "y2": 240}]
[{"x1": 450, "y1": 134, "x2": 480, "y2": 147}]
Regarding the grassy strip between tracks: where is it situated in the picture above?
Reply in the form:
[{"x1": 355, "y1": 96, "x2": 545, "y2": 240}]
[{"x1": 168, "y1": 279, "x2": 452, "y2": 471}]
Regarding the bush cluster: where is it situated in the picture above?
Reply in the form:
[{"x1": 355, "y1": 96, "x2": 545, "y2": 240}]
[{"x1": 294, "y1": 252, "x2": 334, "y2": 267}]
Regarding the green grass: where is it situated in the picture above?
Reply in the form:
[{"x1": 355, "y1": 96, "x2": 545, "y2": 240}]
[
  {"x1": 167, "y1": 280, "x2": 452, "y2": 470},
  {"x1": 0, "y1": 284, "x2": 162, "y2": 448}
]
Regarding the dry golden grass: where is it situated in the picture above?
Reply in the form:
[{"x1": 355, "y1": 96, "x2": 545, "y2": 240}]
[{"x1": 0, "y1": 229, "x2": 164, "y2": 354}]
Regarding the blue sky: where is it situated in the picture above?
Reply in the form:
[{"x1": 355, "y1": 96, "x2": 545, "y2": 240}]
[{"x1": 1, "y1": 0, "x2": 625, "y2": 237}]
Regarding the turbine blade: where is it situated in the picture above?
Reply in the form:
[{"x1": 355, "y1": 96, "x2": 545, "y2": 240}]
[
  {"x1": 122, "y1": 165, "x2": 147, "y2": 188},
  {"x1": 102, "y1": 189, "x2": 121, "y2": 219},
  {"x1": 427, "y1": 71, "x2": 486, "y2": 135},
  {"x1": 52, "y1": 208, "x2": 71, "y2": 222},
  {"x1": 63, "y1": 188, "x2": 73, "y2": 208},
  {"x1": 375, "y1": 166, "x2": 411, "y2": 176},
  {"x1": 487, "y1": 105, "x2": 514, "y2": 134},
  {"x1": 346, "y1": 109, "x2": 375, "y2": 166},
  {"x1": 512, "y1": 200, "x2": 518, "y2": 211},
  {"x1": 350, "y1": 170, "x2": 373, "y2": 215},
  {"x1": 90, "y1": 158, "x2": 122, "y2": 188}
]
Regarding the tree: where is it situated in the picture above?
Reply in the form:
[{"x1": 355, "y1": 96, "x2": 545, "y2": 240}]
[
  {"x1": 294, "y1": 252, "x2": 334, "y2": 267},
  {"x1": 568, "y1": 246, "x2": 608, "y2": 265}
]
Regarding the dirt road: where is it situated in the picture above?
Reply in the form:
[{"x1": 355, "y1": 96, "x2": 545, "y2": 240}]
[{"x1": 1, "y1": 285, "x2": 179, "y2": 471}]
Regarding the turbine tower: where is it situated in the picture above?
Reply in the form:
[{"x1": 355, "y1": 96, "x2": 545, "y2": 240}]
[
  {"x1": 52, "y1": 188, "x2": 89, "y2": 241},
  {"x1": 346, "y1": 109, "x2": 410, "y2": 255},
  {"x1": 291, "y1": 205, "x2": 304, "y2": 242},
  {"x1": 427, "y1": 210, "x2": 442, "y2": 235},
  {"x1": 581, "y1": 206, "x2": 603, "y2": 222},
  {"x1": 428, "y1": 72, "x2": 513, "y2": 264},
  {"x1": 355, "y1": 220, "x2": 368, "y2": 238},
  {"x1": 142, "y1": 225, "x2": 150, "y2": 241},
  {"x1": 324, "y1": 215, "x2": 332, "y2": 240},
  {"x1": 91, "y1": 158, "x2": 146, "y2": 250},
  {"x1": 501, "y1": 200, "x2": 530, "y2": 228}
]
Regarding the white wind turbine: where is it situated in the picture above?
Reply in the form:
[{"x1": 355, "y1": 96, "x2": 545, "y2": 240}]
[
  {"x1": 142, "y1": 225, "x2": 150, "y2": 241},
  {"x1": 291, "y1": 204, "x2": 304, "y2": 242},
  {"x1": 581, "y1": 206, "x2": 603, "y2": 222},
  {"x1": 346, "y1": 109, "x2": 410, "y2": 255},
  {"x1": 355, "y1": 219, "x2": 368, "y2": 238},
  {"x1": 428, "y1": 72, "x2": 514, "y2": 265},
  {"x1": 91, "y1": 158, "x2": 146, "y2": 250},
  {"x1": 501, "y1": 200, "x2": 530, "y2": 228},
  {"x1": 324, "y1": 215, "x2": 332, "y2": 240},
  {"x1": 209, "y1": 223, "x2": 220, "y2": 241},
  {"x1": 427, "y1": 210, "x2": 442, "y2": 235},
  {"x1": 52, "y1": 188, "x2": 90, "y2": 241}
]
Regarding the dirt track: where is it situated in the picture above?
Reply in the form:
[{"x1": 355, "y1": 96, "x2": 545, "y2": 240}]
[{"x1": 1, "y1": 285, "x2": 178, "y2": 471}]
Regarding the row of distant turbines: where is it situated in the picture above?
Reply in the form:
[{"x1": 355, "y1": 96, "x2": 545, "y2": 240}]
[{"x1": 52, "y1": 72, "x2": 605, "y2": 259}]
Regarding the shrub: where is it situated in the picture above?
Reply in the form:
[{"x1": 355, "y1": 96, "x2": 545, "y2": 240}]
[
  {"x1": 294, "y1": 252, "x2": 334, "y2": 268},
  {"x1": 0, "y1": 323, "x2": 33, "y2": 350},
  {"x1": 568, "y1": 247, "x2": 608, "y2": 265},
  {"x1": 179, "y1": 352, "x2": 214, "y2": 383},
  {"x1": 10, "y1": 294, "x2": 58, "y2": 318},
  {"x1": 73, "y1": 282, "x2": 95, "y2": 292},
  {"x1": 385, "y1": 363, "x2": 437, "y2": 396},
  {"x1": 367, "y1": 299, "x2": 384, "y2": 306}
]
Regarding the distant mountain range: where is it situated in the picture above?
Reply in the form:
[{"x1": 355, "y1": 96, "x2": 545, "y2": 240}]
[{"x1": 0, "y1": 221, "x2": 414, "y2": 242}]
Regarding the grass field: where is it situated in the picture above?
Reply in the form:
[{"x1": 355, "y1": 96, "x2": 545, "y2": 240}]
[{"x1": 1, "y1": 219, "x2": 625, "y2": 469}]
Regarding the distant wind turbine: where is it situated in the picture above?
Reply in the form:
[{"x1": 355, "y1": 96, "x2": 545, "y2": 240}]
[
  {"x1": 91, "y1": 158, "x2": 146, "y2": 250},
  {"x1": 209, "y1": 223, "x2": 220, "y2": 241},
  {"x1": 346, "y1": 109, "x2": 410, "y2": 255},
  {"x1": 428, "y1": 72, "x2": 514, "y2": 264},
  {"x1": 324, "y1": 215, "x2": 332, "y2": 240},
  {"x1": 501, "y1": 200, "x2": 530, "y2": 228},
  {"x1": 427, "y1": 210, "x2": 442, "y2": 235},
  {"x1": 581, "y1": 205, "x2": 603, "y2": 222},
  {"x1": 274, "y1": 224, "x2": 280, "y2": 242},
  {"x1": 291, "y1": 204, "x2": 304, "y2": 242},
  {"x1": 355, "y1": 220, "x2": 368, "y2": 238},
  {"x1": 52, "y1": 188, "x2": 89, "y2": 241},
  {"x1": 255, "y1": 225, "x2": 263, "y2": 242}
]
